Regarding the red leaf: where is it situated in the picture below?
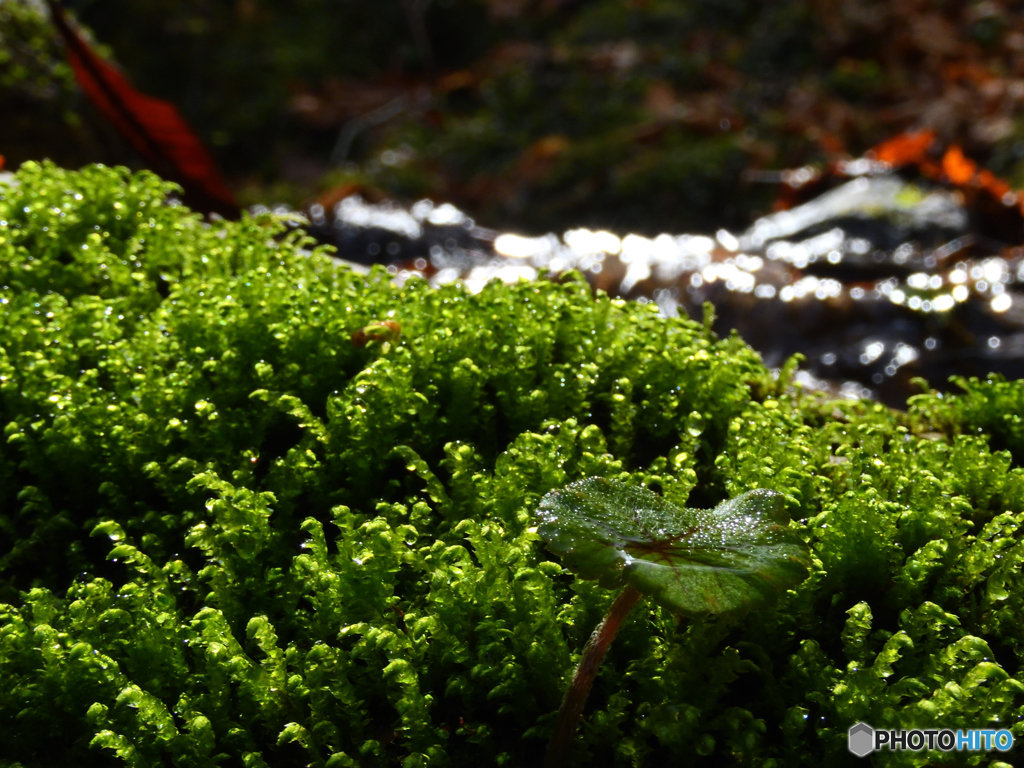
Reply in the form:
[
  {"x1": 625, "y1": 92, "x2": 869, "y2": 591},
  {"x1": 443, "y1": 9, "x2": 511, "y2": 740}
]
[{"x1": 47, "y1": 1, "x2": 239, "y2": 218}]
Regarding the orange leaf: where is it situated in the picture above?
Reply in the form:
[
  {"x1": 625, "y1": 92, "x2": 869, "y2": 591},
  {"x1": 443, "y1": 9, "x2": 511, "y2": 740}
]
[
  {"x1": 976, "y1": 169, "x2": 1011, "y2": 201},
  {"x1": 525, "y1": 135, "x2": 571, "y2": 161},
  {"x1": 437, "y1": 70, "x2": 476, "y2": 92},
  {"x1": 869, "y1": 130, "x2": 936, "y2": 167},
  {"x1": 942, "y1": 145, "x2": 976, "y2": 186}
]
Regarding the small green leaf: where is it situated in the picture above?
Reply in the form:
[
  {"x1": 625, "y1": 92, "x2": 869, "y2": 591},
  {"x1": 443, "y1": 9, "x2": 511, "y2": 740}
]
[{"x1": 536, "y1": 477, "x2": 810, "y2": 616}]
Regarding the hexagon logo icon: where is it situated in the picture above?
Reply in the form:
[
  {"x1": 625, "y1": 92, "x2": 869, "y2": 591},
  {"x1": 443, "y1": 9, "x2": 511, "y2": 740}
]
[{"x1": 848, "y1": 722, "x2": 875, "y2": 757}]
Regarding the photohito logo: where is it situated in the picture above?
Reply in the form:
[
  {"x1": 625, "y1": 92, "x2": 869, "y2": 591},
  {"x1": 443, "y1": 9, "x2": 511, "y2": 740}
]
[{"x1": 848, "y1": 722, "x2": 1014, "y2": 756}]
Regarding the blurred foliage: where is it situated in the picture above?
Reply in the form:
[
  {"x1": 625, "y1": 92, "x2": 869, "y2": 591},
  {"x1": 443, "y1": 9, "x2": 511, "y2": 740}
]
[
  {"x1": 8, "y1": 1, "x2": 1024, "y2": 233},
  {"x1": 0, "y1": 0, "x2": 84, "y2": 167},
  {"x1": 3, "y1": 162, "x2": 1024, "y2": 766},
  {"x1": 0, "y1": 0, "x2": 73, "y2": 96}
]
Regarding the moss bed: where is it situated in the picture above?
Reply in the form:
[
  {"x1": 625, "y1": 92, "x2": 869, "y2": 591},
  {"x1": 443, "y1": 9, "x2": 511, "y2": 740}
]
[{"x1": 2, "y1": 162, "x2": 1024, "y2": 767}]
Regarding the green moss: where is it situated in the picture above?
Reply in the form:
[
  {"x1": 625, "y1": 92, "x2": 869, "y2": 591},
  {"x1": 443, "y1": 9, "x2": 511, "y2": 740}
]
[{"x1": 2, "y1": 161, "x2": 1024, "y2": 766}]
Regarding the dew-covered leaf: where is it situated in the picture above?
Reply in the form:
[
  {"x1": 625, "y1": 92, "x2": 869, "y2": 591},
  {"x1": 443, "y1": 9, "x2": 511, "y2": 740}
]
[{"x1": 536, "y1": 477, "x2": 810, "y2": 616}]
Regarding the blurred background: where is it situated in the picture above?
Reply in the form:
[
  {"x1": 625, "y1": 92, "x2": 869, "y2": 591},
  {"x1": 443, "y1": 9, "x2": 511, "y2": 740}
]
[{"x1": 6, "y1": 0, "x2": 1024, "y2": 236}]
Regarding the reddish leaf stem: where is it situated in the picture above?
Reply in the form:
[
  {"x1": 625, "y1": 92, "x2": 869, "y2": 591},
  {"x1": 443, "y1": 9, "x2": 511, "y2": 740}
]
[{"x1": 544, "y1": 584, "x2": 644, "y2": 768}]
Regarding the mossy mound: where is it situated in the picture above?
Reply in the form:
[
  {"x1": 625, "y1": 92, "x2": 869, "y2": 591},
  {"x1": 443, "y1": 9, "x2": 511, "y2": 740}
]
[{"x1": 2, "y1": 162, "x2": 1024, "y2": 767}]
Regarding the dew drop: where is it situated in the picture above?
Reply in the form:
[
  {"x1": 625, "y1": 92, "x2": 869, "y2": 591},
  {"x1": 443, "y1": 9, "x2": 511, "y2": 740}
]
[{"x1": 685, "y1": 411, "x2": 706, "y2": 438}]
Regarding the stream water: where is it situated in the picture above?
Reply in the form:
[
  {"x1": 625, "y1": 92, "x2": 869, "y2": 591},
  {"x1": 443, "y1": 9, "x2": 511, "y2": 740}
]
[{"x1": 272, "y1": 159, "x2": 1024, "y2": 408}]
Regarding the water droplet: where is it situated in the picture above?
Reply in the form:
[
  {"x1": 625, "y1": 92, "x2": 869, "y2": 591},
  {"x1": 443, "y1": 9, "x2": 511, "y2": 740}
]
[{"x1": 685, "y1": 411, "x2": 706, "y2": 438}]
